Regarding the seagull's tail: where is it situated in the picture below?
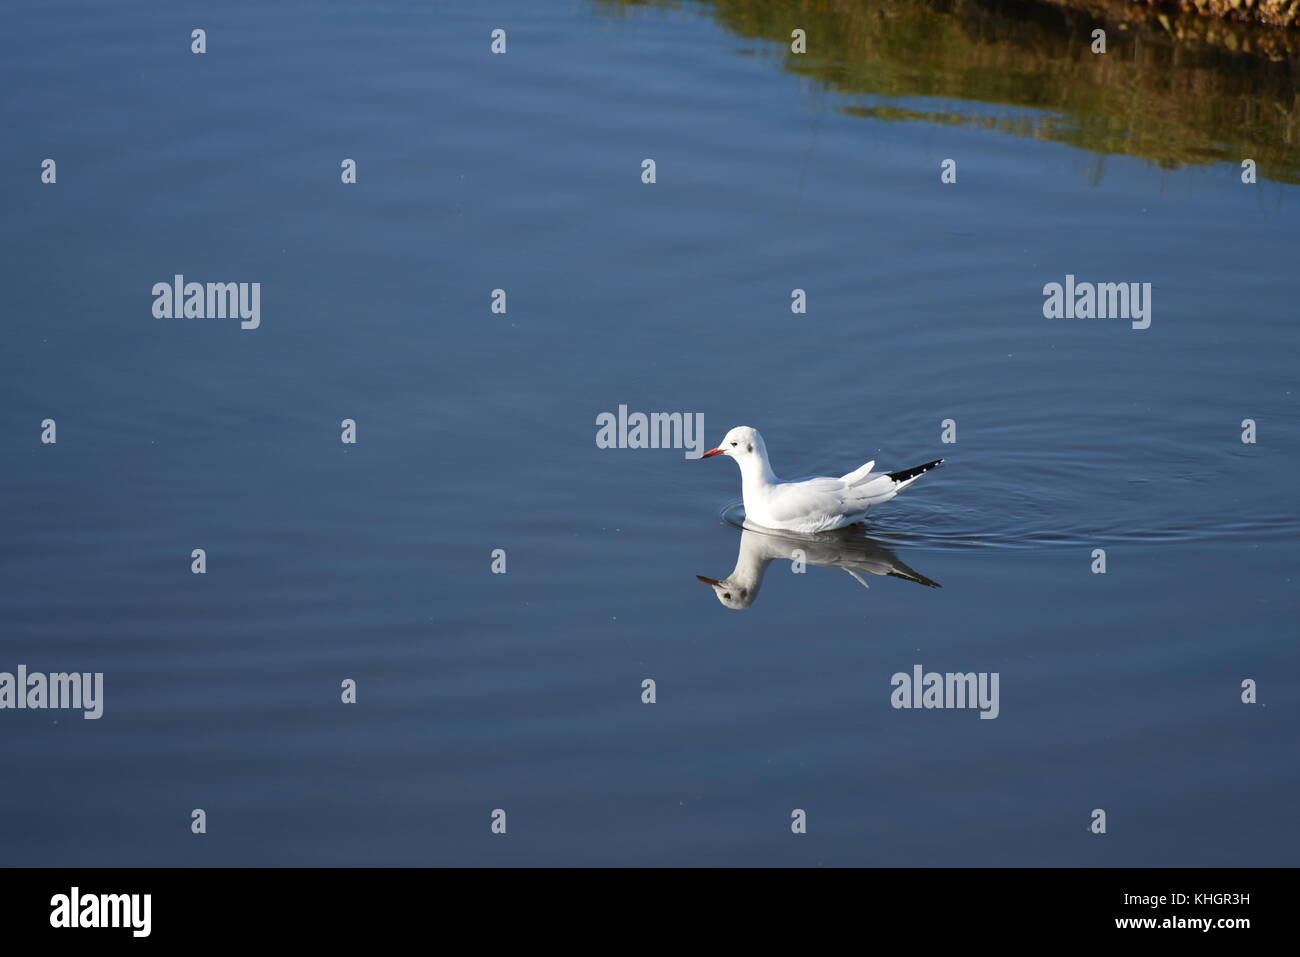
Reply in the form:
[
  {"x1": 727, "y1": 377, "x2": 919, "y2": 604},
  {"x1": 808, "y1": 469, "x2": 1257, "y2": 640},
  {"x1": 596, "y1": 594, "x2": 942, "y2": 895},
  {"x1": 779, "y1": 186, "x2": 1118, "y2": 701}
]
[{"x1": 886, "y1": 458, "x2": 943, "y2": 489}]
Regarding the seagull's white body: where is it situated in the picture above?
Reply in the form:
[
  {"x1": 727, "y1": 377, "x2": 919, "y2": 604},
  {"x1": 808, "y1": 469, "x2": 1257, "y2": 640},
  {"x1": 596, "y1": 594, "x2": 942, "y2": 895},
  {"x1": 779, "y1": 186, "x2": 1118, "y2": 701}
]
[{"x1": 702, "y1": 426, "x2": 942, "y2": 534}]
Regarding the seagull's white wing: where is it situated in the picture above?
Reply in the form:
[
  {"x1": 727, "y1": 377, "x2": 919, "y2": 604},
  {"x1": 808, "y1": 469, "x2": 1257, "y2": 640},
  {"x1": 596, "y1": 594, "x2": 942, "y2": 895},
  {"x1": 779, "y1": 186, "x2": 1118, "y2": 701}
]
[
  {"x1": 762, "y1": 464, "x2": 918, "y2": 529},
  {"x1": 839, "y1": 460, "x2": 876, "y2": 484},
  {"x1": 840, "y1": 474, "x2": 902, "y2": 509},
  {"x1": 762, "y1": 477, "x2": 850, "y2": 526}
]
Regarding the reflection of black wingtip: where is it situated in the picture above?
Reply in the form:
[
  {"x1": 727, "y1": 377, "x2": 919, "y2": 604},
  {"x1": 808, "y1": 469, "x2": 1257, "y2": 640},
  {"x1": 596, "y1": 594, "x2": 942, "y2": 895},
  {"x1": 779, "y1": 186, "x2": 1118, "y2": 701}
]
[{"x1": 886, "y1": 568, "x2": 942, "y2": 589}]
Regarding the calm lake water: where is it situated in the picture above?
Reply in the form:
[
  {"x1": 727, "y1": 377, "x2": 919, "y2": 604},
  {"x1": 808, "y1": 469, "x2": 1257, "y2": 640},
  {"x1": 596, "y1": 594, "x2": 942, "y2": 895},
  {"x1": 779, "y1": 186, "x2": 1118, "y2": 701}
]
[{"x1": 1, "y1": 0, "x2": 1297, "y2": 866}]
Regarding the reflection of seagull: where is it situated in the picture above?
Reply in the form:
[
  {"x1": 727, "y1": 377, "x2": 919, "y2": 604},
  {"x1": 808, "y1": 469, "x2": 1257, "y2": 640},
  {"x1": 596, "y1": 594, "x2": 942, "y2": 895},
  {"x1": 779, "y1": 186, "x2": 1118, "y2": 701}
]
[
  {"x1": 697, "y1": 526, "x2": 940, "y2": 610},
  {"x1": 702, "y1": 427, "x2": 941, "y2": 534}
]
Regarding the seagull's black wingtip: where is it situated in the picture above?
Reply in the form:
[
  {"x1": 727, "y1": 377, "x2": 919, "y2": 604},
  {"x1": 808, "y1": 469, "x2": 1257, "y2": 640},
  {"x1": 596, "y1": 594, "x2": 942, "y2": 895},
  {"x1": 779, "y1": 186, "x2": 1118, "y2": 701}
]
[{"x1": 886, "y1": 458, "x2": 944, "y2": 483}]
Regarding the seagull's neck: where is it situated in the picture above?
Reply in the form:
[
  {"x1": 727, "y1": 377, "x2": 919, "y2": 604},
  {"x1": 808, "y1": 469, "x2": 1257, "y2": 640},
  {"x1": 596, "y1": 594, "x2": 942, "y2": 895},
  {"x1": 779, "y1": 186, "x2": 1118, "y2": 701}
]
[{"x1": 738, "y1": 450, "x2": 777, "y2": 493}]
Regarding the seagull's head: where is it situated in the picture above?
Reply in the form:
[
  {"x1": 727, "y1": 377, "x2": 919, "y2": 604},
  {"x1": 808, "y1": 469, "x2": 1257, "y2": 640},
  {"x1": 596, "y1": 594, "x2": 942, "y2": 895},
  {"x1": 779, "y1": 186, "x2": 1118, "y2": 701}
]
[{"x1": 702, "y1": 426, "x2": 764, "y2": 463}]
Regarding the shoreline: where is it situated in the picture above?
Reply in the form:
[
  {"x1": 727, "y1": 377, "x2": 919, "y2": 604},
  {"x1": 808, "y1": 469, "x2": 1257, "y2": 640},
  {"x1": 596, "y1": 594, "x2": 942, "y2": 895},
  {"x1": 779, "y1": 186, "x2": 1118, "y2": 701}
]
[{"x1": 1047, "y1": 0, "x2": 1300, "y2": 29}]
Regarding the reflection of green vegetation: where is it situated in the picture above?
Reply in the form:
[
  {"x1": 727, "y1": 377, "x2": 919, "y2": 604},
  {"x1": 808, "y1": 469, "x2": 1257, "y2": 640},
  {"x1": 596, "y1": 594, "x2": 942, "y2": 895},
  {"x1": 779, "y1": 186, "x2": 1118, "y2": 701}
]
[{"x1": 607, "y1": 0, "x2": 1300, "y2": 183}]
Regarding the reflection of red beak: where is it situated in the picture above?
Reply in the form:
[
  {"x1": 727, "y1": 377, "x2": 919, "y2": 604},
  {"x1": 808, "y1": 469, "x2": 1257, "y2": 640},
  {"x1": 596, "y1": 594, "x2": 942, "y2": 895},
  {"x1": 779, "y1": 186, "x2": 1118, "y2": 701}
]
[
  {"x1": 696, "y1": 575, "x2": 722, "y2": 586},
  {"x1": 701, "y1": 448, "x2": 725, "y2": 458}
]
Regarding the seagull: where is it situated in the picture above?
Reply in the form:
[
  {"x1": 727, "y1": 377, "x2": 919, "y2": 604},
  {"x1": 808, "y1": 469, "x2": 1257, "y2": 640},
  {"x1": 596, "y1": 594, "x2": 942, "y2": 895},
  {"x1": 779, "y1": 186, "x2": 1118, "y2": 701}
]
[
  {"x1": 697, "y1": 527, "x2": 941, "y2": 610},
  {"x1": 701, "y1": 426, "x2": 942, "y2": 534}
]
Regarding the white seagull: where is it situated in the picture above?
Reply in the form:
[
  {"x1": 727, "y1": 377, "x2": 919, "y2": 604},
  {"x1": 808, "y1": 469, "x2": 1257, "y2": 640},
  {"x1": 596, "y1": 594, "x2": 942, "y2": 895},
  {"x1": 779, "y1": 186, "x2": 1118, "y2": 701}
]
[{"x1": 701, "y1": 426, "x2": 942, "y2": 534}]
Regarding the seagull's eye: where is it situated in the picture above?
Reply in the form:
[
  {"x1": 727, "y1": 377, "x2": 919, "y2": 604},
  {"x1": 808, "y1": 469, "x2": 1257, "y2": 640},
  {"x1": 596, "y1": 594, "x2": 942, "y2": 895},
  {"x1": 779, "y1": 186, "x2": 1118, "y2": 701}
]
[
  {"x1": 723, "y1": 592, "x2": 731, "y2": 600},
  {"x1": 730, "y1": 441, "x2": 738, "y2": 447}
]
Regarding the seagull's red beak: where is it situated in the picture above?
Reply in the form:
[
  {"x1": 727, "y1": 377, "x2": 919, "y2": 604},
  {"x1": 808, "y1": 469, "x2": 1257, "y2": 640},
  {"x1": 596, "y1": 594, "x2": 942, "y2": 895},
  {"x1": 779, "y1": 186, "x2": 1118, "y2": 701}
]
[
  {"x1": 701, "y1": 448, "x2": 725, "y2": 458},
  {"x1": 696, "y1": 575, "x2": 723, "y2": 586}
]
